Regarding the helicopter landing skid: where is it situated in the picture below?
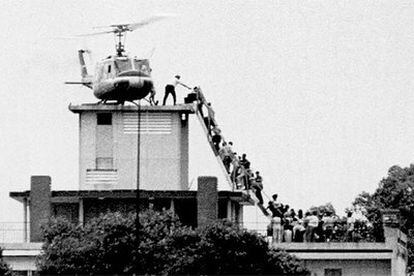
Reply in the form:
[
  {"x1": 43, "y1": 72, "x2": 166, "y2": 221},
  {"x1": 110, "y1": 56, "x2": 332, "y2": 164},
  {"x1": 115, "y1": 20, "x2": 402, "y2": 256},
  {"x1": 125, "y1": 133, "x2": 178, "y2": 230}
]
[
  {"x1": 96, "y1": 99, "x2": 107, "y2": 105},
  {"x1": 142, "y1": 97, "x2": 159, "y2": 106}
]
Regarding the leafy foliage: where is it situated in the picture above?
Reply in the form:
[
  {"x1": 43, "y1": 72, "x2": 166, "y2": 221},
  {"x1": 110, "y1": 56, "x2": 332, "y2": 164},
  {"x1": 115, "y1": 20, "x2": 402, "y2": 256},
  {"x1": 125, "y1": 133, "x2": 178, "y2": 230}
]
[
  {"x1": 0, "y1": 248, "x2": 12, "y2": 276},
  {"x1": 37, "y1": 212, "x2": 136, "y2": 275},
  {"x1": 325, "y1": 219, "x2": 376, "y2": 242},
  {"x1": 308, "y1": 202, "x2": 336, "y2": 215},
  {"x1": 352, "y1": 164, "x2": 414, "y2": 271},
  {"x1": 37, "y1": 210, "x2": 309, "y2": 275}
]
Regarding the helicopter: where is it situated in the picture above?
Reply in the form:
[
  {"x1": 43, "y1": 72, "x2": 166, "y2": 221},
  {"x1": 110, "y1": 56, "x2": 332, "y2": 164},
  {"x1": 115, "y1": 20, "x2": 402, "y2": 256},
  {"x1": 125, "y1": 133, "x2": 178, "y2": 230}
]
[{"x1": 66, "y1": 16, "x2": 168, "y2": 104}]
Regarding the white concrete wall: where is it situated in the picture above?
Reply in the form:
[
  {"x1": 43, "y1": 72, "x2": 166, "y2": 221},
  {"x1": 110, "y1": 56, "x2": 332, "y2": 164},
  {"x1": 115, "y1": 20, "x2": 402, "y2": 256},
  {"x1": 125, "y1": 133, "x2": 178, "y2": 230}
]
[
  {"x1": 303, "y1": 259, "x2": 391, "y2": 276},
  {"x1": 1, "y1": 243, "x2": 42, "y2": 272},
  {"x1": 79, "y1": 112, "x2": 96, "y2": 189},
  {"x1": 275, "y1": 242, "x2": 403, "y2": 276},
  {"x1": 78, "y1": 109, "x2": 189, "y2": 191}
]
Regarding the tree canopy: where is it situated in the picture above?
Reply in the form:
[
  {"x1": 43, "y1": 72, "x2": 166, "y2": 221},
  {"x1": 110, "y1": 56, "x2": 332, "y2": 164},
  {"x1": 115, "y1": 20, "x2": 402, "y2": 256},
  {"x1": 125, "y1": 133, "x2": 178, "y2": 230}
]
[
  {"x1": 0, "y1": 248, "x2": 12, "y2": 276},
  {"x1": 37, "y1": 209, "x2": 309, "y2": 275},
  {"x1": 308, "y1": 202, "x2": 336, "y2": 215},
  {"x1": 352, "y1": 164, "x2": 414, "y2": 271}
]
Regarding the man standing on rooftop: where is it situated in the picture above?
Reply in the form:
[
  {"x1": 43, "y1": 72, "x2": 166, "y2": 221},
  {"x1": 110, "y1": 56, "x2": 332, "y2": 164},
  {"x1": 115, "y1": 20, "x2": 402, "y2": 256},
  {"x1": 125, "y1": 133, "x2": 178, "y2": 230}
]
[{"x1": 162, "y1": 75, "x2": 191, "y2": 105}]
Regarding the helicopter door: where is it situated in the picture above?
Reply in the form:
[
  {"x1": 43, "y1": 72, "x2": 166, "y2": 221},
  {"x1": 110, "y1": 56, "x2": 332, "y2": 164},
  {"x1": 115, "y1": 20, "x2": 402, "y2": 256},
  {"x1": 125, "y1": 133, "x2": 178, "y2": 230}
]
[
  {"x1": 95, "y1": 63, "x2": 105, "y2": 82},
  {"x1": 103, "y1": 61, "x2": 115, "y2": 79}
]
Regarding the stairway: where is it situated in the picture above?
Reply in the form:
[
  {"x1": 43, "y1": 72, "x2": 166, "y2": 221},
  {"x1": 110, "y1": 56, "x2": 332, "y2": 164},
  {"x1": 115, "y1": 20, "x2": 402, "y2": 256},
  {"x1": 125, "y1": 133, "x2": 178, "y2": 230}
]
[{"x1": 192, "y1": 88, "x2": 270, "y2": 218}]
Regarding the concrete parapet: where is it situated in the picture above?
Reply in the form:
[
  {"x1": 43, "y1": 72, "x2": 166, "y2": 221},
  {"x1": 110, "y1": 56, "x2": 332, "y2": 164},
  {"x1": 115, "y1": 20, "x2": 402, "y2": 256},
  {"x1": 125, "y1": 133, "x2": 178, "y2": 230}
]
[
  {"x1": 68, "y1": 103, "x2": 196, "y2": 113},
  {"x1": 0, "y1": 242, "x2": 42, "y2": 272},
  {"x1": 381, "y1": 209, "x2": 407, "y2": 276}
]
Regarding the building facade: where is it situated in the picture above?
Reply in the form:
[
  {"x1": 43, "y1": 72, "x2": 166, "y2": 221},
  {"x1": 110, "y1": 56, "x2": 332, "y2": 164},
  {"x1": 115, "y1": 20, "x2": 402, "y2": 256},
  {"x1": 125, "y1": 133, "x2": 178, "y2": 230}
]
[
  {"x1": 273, "y1": 210, "x2": 408, "y2": 276},
  {"x1": 5, "y1": 103, "x2": 408, "y2": 275},
  {"x1": 70, "y1": 103, "x2": 193, "y2": 191},
  {"x1": 6, "y1": 102, "x2": 254, "y2": 274}
]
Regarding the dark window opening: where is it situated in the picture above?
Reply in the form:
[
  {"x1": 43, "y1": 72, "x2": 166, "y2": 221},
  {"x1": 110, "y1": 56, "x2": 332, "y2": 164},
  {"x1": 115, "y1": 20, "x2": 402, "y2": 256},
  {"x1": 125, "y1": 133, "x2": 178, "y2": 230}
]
[
  {"x1": 52, "y1": 203, "x2": 79, "y2": 224},
  {"x1": 152, "y1": 198, "x2": 172, "y2": 211},
  {"x1": 107, "y1": 65, "x2": 111, "y2": 73},
  {"x1": 97, "y1": 113, "x2": 112, "y2": 125},
  {"x1": 174, "y1": 198, "x2": 197, "y2": 228},
  {"x1": 218, "y1": 199, "x2": 228, "y2": 219}
]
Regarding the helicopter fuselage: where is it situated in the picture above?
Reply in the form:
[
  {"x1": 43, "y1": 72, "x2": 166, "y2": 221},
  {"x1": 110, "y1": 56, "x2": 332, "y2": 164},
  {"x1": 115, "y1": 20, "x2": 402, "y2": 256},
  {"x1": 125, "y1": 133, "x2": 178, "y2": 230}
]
[{"x1": 93, "y1": 55, "x2": 153, "y2": 102}]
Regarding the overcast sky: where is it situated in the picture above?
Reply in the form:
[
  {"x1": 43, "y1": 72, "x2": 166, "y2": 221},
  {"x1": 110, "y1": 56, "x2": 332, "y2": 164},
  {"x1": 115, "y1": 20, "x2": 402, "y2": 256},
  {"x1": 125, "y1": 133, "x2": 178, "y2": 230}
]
[{"x1": 1, "y1": 0, "x2": 414, "y2": 226}]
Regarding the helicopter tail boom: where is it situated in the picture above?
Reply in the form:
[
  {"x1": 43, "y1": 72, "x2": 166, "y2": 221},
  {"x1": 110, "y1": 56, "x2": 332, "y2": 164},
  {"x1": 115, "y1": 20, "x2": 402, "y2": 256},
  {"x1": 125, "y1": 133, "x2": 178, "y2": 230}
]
[
  {"x1": 66, "y1": 49, "x2": 93, "y2": 89},
  {"x1": 78, "y1": 50, "x2": 90, "y2": 78},
  {"x1": 64, "y1": 81, "x2": 93, "y2": 89}
]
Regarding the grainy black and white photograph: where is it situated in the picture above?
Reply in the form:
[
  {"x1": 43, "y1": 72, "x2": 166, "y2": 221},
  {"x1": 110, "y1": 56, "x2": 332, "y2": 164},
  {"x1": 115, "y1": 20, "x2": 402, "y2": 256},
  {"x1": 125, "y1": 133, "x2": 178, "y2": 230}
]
[{"x1": 0, "y1": 1, "x2": 412, "y2": 275}]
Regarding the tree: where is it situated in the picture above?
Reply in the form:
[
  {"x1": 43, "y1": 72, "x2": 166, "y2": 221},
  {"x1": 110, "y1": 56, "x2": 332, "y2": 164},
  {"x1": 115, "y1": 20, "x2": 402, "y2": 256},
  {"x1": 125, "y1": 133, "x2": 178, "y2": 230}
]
[
  {"x1": 0, "y1": 248, "x2": 12, "y2": 276},
  {"x1": 37, "y1": 210, "x2": 309, "y2": 275},
  {"x1": 352, "y1": 164, "x2": 414, "y2": 272},
  {"x1": 176, "y1": 220, "x2": 308, "y2": 275},
  {"x1": 308, "y1": 202, "x2": 336, "y2": 215}
]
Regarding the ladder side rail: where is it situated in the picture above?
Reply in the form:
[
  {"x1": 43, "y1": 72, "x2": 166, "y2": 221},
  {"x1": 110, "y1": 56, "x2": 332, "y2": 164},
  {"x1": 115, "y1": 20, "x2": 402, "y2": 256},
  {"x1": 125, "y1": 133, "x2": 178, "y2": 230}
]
[
  {"x1": 195, "y1": 107, "x2": 234, "y2": 190},
  {"x1": 195, "y1": 88, "x2": 270, "y2": 218}
]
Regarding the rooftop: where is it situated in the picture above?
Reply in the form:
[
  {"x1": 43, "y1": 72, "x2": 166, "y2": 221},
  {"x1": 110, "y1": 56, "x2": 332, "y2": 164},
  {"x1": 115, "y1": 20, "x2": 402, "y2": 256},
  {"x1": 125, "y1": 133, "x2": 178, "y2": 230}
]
[
  {"x1": 274, "y1": 242, "x2": 395, "y2": 260},
  {"x1": 10, "y1": 189, "x2": 254, "y2": 205},
  {"x1": 69, "y1": 103, "x2": 196, "y2": 113}
]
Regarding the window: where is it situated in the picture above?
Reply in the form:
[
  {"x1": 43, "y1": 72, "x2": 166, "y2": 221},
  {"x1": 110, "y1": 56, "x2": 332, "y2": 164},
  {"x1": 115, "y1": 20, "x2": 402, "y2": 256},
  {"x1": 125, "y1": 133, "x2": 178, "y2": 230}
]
[
  {"x1": 97, "y1": 113, "x2": 112, "y2": 125},
  {"x1": 134, "y1": 59, "x2": 150, "y2": 74},
  {"x1": 324, "y1": 268, "x2": 342, "y2": 276},
  {"x1": 107, "y1": 64, "x2": 111, "y2": 73},
  {"x1": 115, "y1": 58, "x2": 132, "y2": 72},
  {"x1": 96, "y1": 157, "x2": 113, "y2": 170}
]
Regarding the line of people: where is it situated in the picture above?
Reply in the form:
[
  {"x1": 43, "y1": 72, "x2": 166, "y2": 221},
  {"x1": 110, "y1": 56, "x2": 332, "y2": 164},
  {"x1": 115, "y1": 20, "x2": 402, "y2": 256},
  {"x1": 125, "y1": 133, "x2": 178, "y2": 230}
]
[
  {"x1": 194, "y1": 87, "x2": 265, "y2": 205},
  {"x1": 267, "y1": 196, "x2": 373, "y2": 243},
  {"x1": 159, "y1": 82, "x2": 266, "y2": 207}
]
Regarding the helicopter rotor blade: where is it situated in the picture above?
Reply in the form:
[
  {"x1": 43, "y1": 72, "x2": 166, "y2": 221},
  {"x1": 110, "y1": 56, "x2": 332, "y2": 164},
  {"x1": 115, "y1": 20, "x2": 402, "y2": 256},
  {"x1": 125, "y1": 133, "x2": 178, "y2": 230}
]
[
  {"x1": 124, "y1": 14, "x2": 172, "y2": 31},
  {"x1": 74, "y1": 14, "x2": 175, "y2": 38},
  {"x1": 74, "y1": 30, "x2": 114, "y2": 37}
]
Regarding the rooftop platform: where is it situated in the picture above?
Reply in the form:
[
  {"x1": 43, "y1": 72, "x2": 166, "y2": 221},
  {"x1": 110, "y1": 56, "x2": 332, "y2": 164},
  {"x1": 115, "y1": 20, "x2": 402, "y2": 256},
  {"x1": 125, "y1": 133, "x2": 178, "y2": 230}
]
[
  {"x1": 275, "y1": 242, "x2": 393, "y2": 258},
  {"x1": 0, "y1": 243, "x2": 42, "y2": 271},
  {"x1": 273, "y1": 241, "x2": 408, "y2": 276},
  {"x1": 10, "y1": 189, "x2": 254, "y2": 205},
  {"x1": 69, "y1": 102, "x2": 196, "y2": 113}
]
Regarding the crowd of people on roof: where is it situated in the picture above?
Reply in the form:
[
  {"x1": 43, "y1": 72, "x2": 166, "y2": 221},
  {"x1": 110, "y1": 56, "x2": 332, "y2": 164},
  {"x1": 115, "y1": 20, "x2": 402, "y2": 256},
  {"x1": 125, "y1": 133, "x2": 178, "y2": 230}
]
[
  {"x1": 159, "y1": 78, "x2": 378, "y2": 244},
  {"x1": 266, "y1": 195, "x2": 374, "y2": 243}
]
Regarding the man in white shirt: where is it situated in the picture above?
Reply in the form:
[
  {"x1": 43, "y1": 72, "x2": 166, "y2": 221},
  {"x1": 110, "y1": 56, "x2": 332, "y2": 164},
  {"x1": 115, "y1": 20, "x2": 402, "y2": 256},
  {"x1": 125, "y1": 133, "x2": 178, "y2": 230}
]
[
  {"x1": 305, "y1": 211, "x2": 319, "y2": 242},
  {"x1": 162, "y1": 75, "x2": 191, "y2": 105}
]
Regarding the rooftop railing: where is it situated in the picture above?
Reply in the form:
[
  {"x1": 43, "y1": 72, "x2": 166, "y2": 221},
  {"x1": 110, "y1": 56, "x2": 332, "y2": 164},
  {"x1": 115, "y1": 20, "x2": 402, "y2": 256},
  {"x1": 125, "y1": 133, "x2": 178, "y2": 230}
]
[{"x1": 0, "y1": 222, "x2": 29, "y2": 243}]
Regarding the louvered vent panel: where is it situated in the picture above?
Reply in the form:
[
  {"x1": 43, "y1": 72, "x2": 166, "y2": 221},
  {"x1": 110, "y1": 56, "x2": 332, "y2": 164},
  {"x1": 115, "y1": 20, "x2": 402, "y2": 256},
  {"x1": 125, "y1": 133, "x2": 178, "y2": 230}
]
[
  {"x1": 123, "y1": 113, "x2": 172, "y2": 134},
  {"x1": 86, "y1": 170, "x2": 118, "y2": 188}
]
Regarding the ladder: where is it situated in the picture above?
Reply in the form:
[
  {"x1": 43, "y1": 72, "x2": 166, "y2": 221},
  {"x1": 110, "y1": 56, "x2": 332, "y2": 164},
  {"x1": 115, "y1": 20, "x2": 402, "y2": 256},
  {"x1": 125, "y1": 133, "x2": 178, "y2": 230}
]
[
  {"x1": 194, "y1": 107, "x2": 234, "y2": 190},
  {"x1": 192, "y1": 88, "x2": 270, "y2": 218}
]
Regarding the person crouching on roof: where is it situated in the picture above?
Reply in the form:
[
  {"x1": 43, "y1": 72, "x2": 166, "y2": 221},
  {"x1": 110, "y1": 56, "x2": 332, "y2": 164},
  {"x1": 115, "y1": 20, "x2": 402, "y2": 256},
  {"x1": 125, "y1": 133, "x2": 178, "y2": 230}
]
[{"x1": 149, "y1": 86, "x2": 158, "y2": 106}]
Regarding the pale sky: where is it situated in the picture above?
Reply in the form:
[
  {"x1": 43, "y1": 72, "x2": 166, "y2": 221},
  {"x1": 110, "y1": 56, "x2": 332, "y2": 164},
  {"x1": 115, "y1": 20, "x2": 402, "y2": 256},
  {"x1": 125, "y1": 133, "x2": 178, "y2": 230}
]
[{"x1": 1, "y1": 1, "x2": 414, "y2": 227}]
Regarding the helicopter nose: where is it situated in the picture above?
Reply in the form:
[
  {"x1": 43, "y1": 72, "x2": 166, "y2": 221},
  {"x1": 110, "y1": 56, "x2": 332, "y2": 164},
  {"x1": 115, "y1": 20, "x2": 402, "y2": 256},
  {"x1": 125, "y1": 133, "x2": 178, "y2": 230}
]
[{"x1": 115, "y1": 80, "x2": 129, "y2": 90}]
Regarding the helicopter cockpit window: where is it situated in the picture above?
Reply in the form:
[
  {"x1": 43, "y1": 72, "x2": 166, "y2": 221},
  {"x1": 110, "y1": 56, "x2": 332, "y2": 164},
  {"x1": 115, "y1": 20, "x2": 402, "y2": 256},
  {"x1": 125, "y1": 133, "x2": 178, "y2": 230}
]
[
  {"x1": 115, "y1": 59, "x2": 132, "y2": 72},
  {"x1": 134, "y1": 60, "x2": 150, "y2": 74}
]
